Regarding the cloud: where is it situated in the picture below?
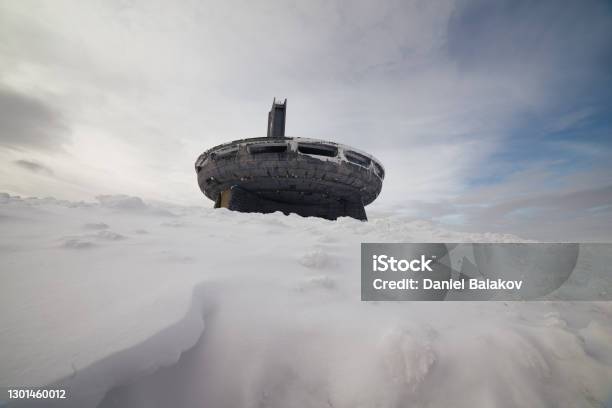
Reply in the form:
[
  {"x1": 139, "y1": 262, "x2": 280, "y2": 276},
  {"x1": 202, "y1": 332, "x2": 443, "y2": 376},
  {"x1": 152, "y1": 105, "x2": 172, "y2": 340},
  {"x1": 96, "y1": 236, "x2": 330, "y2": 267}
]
[
  {"x1": 480, "y1": 185, "x2": 612, "y2": 219},
  {"x1": 415, "y1": 183, "x2": 612, "y2": 241},
  {"x1": 14, "y1": 159, "x2": 54, "y2": 175},
  {"x1": 0, "y1": 87, "x2": 70, "y2": 151},
  {"x1": 447, "y1": 0, "x2": 612, "y2": 79}
]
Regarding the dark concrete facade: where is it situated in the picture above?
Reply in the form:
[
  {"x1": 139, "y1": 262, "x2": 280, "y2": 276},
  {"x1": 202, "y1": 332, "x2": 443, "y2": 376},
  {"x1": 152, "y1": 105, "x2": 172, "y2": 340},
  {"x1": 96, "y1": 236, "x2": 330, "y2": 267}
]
[
  {"x1": 195, "y1": 100, "x2": 384, "y2": 221},
  {"x1": 219, "y1": 185, "x2": 367, "y2": 221}
]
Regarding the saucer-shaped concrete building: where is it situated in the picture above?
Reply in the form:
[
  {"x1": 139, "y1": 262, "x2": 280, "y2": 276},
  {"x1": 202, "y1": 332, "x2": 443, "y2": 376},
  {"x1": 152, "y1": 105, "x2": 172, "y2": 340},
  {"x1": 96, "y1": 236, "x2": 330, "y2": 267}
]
[{"x1": 195, "y1": 99, "x2": 384, "y2": 220}]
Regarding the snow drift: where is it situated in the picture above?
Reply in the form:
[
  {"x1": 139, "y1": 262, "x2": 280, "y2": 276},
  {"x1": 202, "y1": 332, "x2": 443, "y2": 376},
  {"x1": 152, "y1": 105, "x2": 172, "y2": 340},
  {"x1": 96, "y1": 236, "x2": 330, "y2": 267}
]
[{"x1": 0, "y1": 193, "x2": 611, "y2": 407}]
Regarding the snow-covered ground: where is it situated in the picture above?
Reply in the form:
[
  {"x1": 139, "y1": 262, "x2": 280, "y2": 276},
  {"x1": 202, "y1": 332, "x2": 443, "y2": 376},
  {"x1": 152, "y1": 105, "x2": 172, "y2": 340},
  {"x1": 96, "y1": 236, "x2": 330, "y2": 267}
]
[{"x1": 1, "y1": 193, "x2": 611, "y2": 407}]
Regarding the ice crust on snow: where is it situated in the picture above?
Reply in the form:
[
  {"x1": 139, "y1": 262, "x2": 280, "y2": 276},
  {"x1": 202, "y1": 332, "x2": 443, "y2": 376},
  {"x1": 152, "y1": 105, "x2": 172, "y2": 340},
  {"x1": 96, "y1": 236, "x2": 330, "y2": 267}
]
[{"x1": 0, "y1": 193, "x2": 611, "y2": 407}]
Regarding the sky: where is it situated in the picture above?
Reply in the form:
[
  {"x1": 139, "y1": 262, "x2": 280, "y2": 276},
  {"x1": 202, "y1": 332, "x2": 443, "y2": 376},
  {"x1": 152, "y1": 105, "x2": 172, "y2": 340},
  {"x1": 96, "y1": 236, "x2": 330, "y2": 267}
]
[{"x1": 0, "y1": 0, "x2": 611, "y2": 240}]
